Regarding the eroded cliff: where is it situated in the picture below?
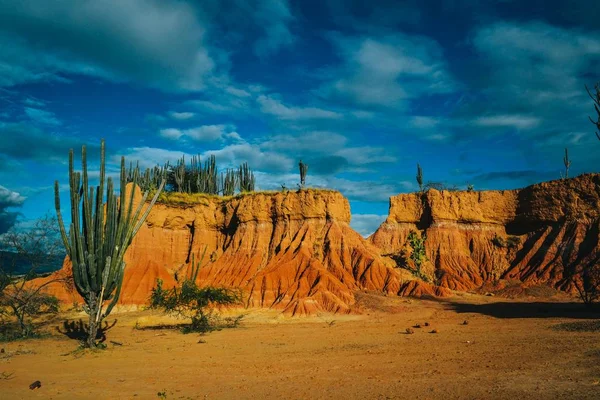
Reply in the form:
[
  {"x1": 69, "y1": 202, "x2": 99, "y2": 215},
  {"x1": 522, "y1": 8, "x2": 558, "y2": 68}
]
[
  {"x1": 370, "y1": 174, "x2": 600, "y2": 293},
  {"x1": 43, "y1": 189, "x2": 431, "y2": 315}
]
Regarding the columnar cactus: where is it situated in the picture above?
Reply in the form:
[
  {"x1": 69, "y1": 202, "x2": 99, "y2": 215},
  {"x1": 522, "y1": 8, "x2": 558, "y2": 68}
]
[
  {"x1": 54, "y1": 139, "x2": 164, "y2": 347},
  {"x1": 220, "y1": 169, "x2": 237, "y2": 196},
  {"x1": 416, "y1": 163, "x2": 423, "y2": 192},
  {"x1": 299, "y1": 160, "x2": 308, "y2": 188},
  {"x1": 563, "y1": 148, "x2": 571, "y2": 179},
  {"x1": 238, "y1": 162, "x2": 255, "y2": 192}
]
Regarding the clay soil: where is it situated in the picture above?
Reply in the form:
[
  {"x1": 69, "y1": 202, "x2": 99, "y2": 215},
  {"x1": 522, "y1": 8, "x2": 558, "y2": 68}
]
[{"x1": 2, "y1": 293, "x2": 600, "y2": 399}]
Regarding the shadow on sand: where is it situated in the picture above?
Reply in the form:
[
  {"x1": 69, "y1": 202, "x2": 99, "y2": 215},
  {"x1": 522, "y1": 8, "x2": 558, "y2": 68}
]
[
  {"x1": 56, "y1": 319, "x2": 118, "y2": 343},
  {"x1": 445, "y1": 301, "x2": 600, "y2": 319}
]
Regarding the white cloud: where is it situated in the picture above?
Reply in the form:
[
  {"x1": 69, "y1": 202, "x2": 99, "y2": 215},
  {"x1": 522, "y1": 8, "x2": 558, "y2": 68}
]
[
  {"x1": 410, "y1": 116, "x2": 440, "y2": 129},
  {"x1": 350, "y1": 214, "x2": 387, "y2": 237},
  {"x1": 321, "y1": 33, "x2": 456, "y2": 108},
  {"x1": 168, "y1": 111, "x2": 195, "y2": 120},
  {"x1": 185, "y1": 125, "x2": 228, "y2": 141},
  {"x1": 261, "y1": 131, "x2": 347, "y2": 152},
  {"x1": 117, "y1": 147, "x2": 191, "y2": 169},
  {"x1": 0, "y1": 185, "x2": 25, "y2": 207},
  {"x1": 159, "y1": 128, "x2": 183, "y2": 140},
  {"x1": 335, "y1": 147, "x2": 396, "y2": 165},
  {"x1": 202, "y1": 143, "x2": 293, "y2": 173},
  {"x1": 0, "y1": 185, "x2": 26, "y2": 234},
  {"x1": 24, "y1": 107, "x2": 61, "y2": 126},
  {"x1": 473, "y1": 115, "x2": 540, "y2": 130},
  {"x1": 257, "y1": 95, "x2": 342, "y2": 120},
  {"x1": 473, "y1": 21, "x2": 600, "y2": 110},
  {"x1": 159, "y1": 125, "x2": 231, "y2": 142}
]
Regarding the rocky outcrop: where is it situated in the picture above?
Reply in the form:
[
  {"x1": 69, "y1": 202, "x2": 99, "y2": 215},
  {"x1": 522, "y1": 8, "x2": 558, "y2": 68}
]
[
  {"x1": 41, "y1": 189, "x2": 433, "y2": 315},
  {"x1": 370, "y1": 174, "x2": 600, "y2": 293}
]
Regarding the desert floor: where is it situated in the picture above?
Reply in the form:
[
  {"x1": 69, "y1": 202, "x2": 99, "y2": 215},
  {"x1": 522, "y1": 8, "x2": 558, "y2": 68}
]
[{"x1": 1, "y1": 292, "x2": 600, "y2": 400}]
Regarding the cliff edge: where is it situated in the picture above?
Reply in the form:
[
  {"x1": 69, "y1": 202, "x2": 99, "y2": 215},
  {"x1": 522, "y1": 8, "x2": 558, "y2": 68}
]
[{"x1": 370, "y1": 174, "x2": 600, "y2": 293}]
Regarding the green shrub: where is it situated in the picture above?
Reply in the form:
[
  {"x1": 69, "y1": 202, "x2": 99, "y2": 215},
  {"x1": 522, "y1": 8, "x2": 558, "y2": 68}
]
[
  {"x1": 407, "y1": 230, "x2": 429, "y2": 282},
  {"x1": 149, "y1": 249, "x2": 241, "y2": 333}
]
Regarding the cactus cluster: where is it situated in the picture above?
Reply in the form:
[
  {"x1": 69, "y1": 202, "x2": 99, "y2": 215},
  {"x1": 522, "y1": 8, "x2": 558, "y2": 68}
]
[
  {"x1": 128, "y1": 155, "x2": 255, "y2": 196},
  {"x1": 127, "y1": 161, "x2": 168, "y2": 192},
  {"x1": 54, "y1": 140, "x2": 164, "y2": 347},
  {"x1": 238, "y1": 162, "x2": 255, "y2": 193}
]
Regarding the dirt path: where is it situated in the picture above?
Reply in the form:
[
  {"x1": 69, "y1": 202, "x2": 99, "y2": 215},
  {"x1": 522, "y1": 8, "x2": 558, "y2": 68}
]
[{"x1": 2, "y1": 294, "x2": 600, "y2": 399}]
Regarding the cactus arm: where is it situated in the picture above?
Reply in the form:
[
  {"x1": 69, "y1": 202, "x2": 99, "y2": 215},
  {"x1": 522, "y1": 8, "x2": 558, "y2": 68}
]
[{"x1": 54, "y1": 180, "x2": 71, "y2": 254}]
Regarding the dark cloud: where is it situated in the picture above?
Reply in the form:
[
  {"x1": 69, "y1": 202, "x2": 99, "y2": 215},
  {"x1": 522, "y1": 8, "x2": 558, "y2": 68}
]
[
  {"x1": 305, "y1": 155, "x2": 349, "y2": 175},
  {"x1": 0, "y1": 122, "x2": 97, "y2": 163},
  {"x1": 471, "y1": 170, "x2": 558, "y2": 189},
  {"x1": 0, "y1": 185, "x2": 25, "y2": 234},
  {"x1": 0, "y1": 0, "x2": 214, "y2": 91}
]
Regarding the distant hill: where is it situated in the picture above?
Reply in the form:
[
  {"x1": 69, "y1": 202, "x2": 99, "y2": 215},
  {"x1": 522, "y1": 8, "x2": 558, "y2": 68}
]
[{"x1": 0, "y1": 250, "x2": 64, "y2": 275}]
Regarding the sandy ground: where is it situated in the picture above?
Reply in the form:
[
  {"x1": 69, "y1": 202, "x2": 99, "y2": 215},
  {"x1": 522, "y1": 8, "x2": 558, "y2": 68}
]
[{"x1": 1, "y1": 292, "x2": 600, "y2": 400}]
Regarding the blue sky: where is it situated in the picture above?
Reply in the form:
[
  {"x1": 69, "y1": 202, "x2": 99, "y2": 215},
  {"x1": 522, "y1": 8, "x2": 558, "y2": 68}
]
[{"x1": 0, "y1": 0, "x2": 599, "y2": 237}]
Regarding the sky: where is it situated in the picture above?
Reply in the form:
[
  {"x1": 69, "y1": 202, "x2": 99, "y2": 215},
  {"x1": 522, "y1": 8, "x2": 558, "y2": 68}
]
[{"x1": 0, "y1": 0, "x2": 599, "y2": 237}]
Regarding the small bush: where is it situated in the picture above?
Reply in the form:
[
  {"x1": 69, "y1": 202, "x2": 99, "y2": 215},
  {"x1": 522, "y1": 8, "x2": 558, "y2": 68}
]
[
  {"x1": 407, "y1": 231, "x2": 429, "y2": 282},
  {"x1": 574, "y1": 263, "x2": 600, "y2": 306},
  {"x1": 149, "y1": 279, "x2": 240, "y2": 333}
]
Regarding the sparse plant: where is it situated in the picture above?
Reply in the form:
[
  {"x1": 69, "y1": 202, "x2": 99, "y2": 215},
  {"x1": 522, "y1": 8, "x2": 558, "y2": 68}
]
[
  {"x1": 149, "y1": 248, "x2": 241, "y2": 333},
  {"x1": 467, "y1": 183, "x2": 474, "y2": 192},
  {"x1": 54, "y1": 139, "x2": 164, "y2": 347},
  {"x1": 0, "y1": 215, "x2": 63, "y2": 339},
  {"x1": 416, "y1": 163, "x2": 423, "y2": 192},
  {"x1": 299, "y1": 160, "x2": 308, "y2": 189}
]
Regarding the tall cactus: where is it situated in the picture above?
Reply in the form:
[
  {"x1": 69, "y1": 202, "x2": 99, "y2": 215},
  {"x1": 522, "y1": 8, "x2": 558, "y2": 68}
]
[
  {"x1": 299, "y1": 160, "x2": 308, "y2": 188},
  {"x1": 174, "y1": 156, "x2": 186, "y2": 193},
  {"x1": 220, "y1": 169, "x2": 237, "y2": 196},
  {"x1": 416, "y1": 163, "x2": 423, "y2": 192},
  {"x1": 238, "y1": 162, "x2": 255, "y2": 192},
  {"x1": 54, "y1": 140, "x2": 164, "y2": 347},
  {"x1": 563, "y1": 148, "x2": 571, "y2": 179}
]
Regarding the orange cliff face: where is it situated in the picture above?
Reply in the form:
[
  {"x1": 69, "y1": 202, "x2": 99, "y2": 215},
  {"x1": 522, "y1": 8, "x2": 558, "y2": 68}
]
[
  {"x1": 370, "y1": 174, "x2": 600, "y2": 293},
  {"x1": 40, "y1": 188, "x2": 432, "y2": 315}
]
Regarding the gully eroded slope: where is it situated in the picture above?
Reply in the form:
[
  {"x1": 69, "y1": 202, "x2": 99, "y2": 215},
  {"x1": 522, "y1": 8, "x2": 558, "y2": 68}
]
[
  {"x1": 370, "y1": 174, "x2": 600, "y2": 293},
  {"x1": 43, "y1": 189, "x2": 440, "y2": 315}
]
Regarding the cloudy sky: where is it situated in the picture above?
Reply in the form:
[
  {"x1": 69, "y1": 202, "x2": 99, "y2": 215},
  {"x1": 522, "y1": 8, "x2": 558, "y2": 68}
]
[{"x1": 0, "y1": 0, "x2": 599, "y2": 237}]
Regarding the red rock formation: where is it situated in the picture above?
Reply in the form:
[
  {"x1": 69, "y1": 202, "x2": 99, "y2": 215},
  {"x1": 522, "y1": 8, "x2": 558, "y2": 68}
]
[
  {"x1": 370, "y1": 174, "x2": 600, "y2": 293},
  {"x1": 39, "y1": 189, "x2": 428, "y2": 314}
]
